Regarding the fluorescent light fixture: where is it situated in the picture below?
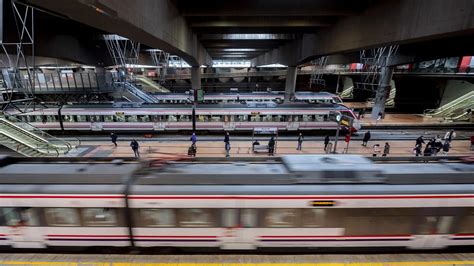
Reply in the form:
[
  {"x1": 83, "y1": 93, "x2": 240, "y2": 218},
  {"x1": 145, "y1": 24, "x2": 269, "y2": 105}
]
[
  {"x1": 222, "y1": 48, "x2": 257, "y2": 52},
  {"x1": 257, "y1": 63, "x2": 288, "y2": 68}
]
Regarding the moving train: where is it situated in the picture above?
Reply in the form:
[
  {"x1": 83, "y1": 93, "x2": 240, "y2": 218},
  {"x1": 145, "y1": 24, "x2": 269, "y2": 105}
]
[
  {"x1": 0, "y1": 155, "x2": 472, "y2": 250},
  {"x1": 153, "y1": 91, "x2": 343, "y2": 104},
  {"x1": 6, "y1": 103, "x2": 361, "y2": 132}
]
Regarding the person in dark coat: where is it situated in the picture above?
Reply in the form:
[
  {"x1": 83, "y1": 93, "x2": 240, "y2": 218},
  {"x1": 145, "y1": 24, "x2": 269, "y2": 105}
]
[
  {"x1": 130, "y1": 139, "x2": 140, "y2": 158},
  {"x1": 362, "y1": 131, "x2": 371, "y2": 147},
  {"x1": 190, "y1": 132, "x2": 197, "y2": 145},
  {"x1": 268, "y1": 137, "x2": 276, "y2": 155},
  {"x1": 414, "y1": 144, "x2": 422, "y2": 156},
  {"x1": 382, "y1": 142, "x2": 390, "y2": 157},
  {"x1": 110, "y1": 132, "x2": 117, "y2": 147},
  {"x1": 324, "y1": 135, "x2": 330, "y2": 151},
  {"x1": 296, "y1": 132, "x2": 304, "y2": 151},
  {"x1": 442, "y1": 141, "x2": 450, "y2": 155},
  {"x1": 416, "y1": 136, "x2": 425, "y2": 146},
  {"x1": 224, "y1": 132, "x2": 230, "y2": 145}
]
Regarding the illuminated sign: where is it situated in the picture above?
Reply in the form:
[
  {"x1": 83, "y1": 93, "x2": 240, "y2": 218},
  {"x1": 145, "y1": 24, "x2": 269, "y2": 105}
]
[{"x1": 310, "y1": 200, "x2": 336, "y2": 207}]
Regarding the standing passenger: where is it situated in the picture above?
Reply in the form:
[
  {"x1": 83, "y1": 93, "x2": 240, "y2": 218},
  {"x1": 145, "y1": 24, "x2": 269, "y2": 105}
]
[
  {"x1": 224, "y1": 132, "x2": 230, "y2": 146},
  {"x1": 372, "y1": 144, "x2": 381, "y2": 157},
  {"x1": 442, "y1": 141, "x2": 450, "y2": 155},
  {"x1": 444, "y1": 129, "x2": 456, "y2": 145},
  {"x1": 414, "y1": 144, "x2": 422, "y2": 157},
  {"x1": 190, "y1": 132, "x2": 197, "y2": 145},
  {"x1": 268, "y1": 137, "x2": 276, "y2": 155},
  {"x1": 383, "y1": 142, "x2": 390, "y2": 157},
  {"x1": 130, "y1": 139, "x2": 140, "y2": 158},
  {"x1": 416, "y1": 136, "x2": 425, "y2": 147},
  {"x1": 296, "y1": 132, "x2": 304, "y2": 151},
  {"x1": 225, "y1": 142, "x2": 231, "y2": 158},
  {"x1": 324, "y1": 135, "x2": 330, "y2": 152},
  {"x1": 110, "y1": 132, "x2": 118, "y2": 147},
  {"x1": 362, "y1": 131, "x2": 371, "y2": 147}
]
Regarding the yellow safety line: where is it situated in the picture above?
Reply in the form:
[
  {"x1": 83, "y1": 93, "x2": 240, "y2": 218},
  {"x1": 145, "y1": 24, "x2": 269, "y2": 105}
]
[{"x1": 1, "y1": 262, "x2": 474, "y2": 266}]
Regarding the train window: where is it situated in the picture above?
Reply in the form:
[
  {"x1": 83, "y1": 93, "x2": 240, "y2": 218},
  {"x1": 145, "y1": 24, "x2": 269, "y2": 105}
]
[
  {"x1": 178, "y1": 115, "x2": 190, "y2": 122},
  {"x1": 75, "y1": 115, "x2": 88, "y2": 122},
  {"x1": 1, "y1": 208, "x2": 39, "y2": 226},
  {"x1": 139, "y1": 115, "x2": 150, "y2": 122},
  {"x1": 302, "y1": 115, "x2": 314, "y2": 122},
  {"x1": 315, "y1": 115, "x2": 324, "y2": 122},
  {"x1": 168, "y1": 115, "x2": 178, "y2": 122},
  {"x1": 250, "y1": 115, "x2": 260, "y2": 122},
  {"x1": 177, "y1": 209, "x2": 216, "y2": 228},
  {"x1": 262, "y1": 115, "x2": 272, "y2": 122},
  {"x1": 222, "y1": 209, "x2": 238, "y2": 228},
  {"x1": 104, "y1": 115, "x2": 114, "y2": 122},
  {"x1": 458, "y1": 208, "x2": 474, "y2": 234},
  {"x1": 115, "y1": 114, "x2": 125, "y2": 122},
  {"x1": 139, "y1": 209, "x2": 176, "y2": 227},
  {"x1": 82, "y1": 208, "x2": 117, "y2": 227},
  {"x1": 302, "y1": 209, "x2": 326, "y2": 227},
  {"x1": 418, "y1": 216, "x2": 438, "y2": 234},
  {"x1": 45, "y1": 208, "x2": 80, "y2": 227},
  {"x1": 210, "y1": 115, "x2": 222, "y2": 122},
  {"x1": 343, "y1": 208, "x2": 415, "y2": 235},
  {"x1": 437, "y1": 216, "x2": 454, "y2": 234},
  {"x1": 241, "y1": 209, "x2": 258, "y2": 228},
  {"x1": 264, "y1": 209, "x2": 299, "y2": 228},
  {"x1": 237, "y1": 115, "x2": 248, "y2": 122},
  {"x1": 126, "y1": 115, "x2": 138, "y2": 122},
  {"x1": 63, "y1": 115, "x2": 75, "y2": 122}
]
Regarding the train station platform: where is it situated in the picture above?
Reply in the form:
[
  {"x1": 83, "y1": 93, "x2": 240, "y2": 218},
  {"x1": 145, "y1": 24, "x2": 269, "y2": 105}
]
[
  {"x1": 79, "y1": 139, "x2": 472, "y2": 158},
  {"x1": 359, "y1": 113, "x2": 472, "y2": 128},
  {"x1": 0, "y1": 253, "x2": 473, "y2": 265}
]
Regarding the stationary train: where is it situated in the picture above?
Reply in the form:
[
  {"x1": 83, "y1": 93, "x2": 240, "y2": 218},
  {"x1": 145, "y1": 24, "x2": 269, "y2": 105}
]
[
  {"x1": 153, "y1": 91, "x2": 343, "y2": 104},
  {"x1": 6, "y1": 103, "x2": 361, "y2": 132},
  {"x1": 0, "y1": 155, "x2": 472, "y2": 250}
]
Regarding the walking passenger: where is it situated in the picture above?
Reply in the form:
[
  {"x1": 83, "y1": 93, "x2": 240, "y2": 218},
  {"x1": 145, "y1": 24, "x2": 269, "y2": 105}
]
[
  {"x1": 296, "y1": 132, "x2": 304, "y2": 151},
  {"x1": 110, "y1": 132, "x2": 118, "y2": 147},
  {"x1": 416, "y1": 136, "x2": 425, "y2": 147},
  {"x1": 362, "y1": 131, "x2": 371, "y2": 147},
  {"x1": 268, "y1": 136, "x2": 275, "y2": 155},
  {"x1": 444, "y1": 129, "x2": 456, "y2": 144},
  {"x1": 225, "y1": 142, "x2": 231, "y2": 158},
  {"x1": 382, "y1": 142, "x2": 390, "y2": 157},
  {"x1": 414, "y1": 144, "x2": 422, "y2": 156},
  {"x1": 190, "y1": 132, "x2": 197, "y2": 145},
  {"x1": 224, "y1": 132, "x2": 230, "y2": 146},
  {"x1": 442, "y1": 141, "x2": 450, "y2": 155},
  {"x1": 324, "y1": 135, "x2": 330, "y2": 151},
  {"x1": 372, "y1": 144, "x2": 381, "y2": 157},
  {"x1": 130, "y1": 139, "x2": 140, "y2": 158}
]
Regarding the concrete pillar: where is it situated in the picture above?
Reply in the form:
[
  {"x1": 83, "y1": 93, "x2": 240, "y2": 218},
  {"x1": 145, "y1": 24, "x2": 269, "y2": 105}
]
[
  {"x1": 95, "y1": 67, "x2": 107, "y2": 89},
  {"x1": 284, "y1": 66, "x2": 297, "y2": 102},
  {"x1": 191, "y1": 66, "x2": 201, "y2": 91},
  {"x1": 371, "y1": 66, "x2": 394, "y2": 120}
]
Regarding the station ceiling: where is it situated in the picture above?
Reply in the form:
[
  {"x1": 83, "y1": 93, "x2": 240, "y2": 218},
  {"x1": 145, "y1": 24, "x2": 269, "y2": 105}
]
[{"x1": 172, "y1": 0, "x2": 372, "y2": 60}]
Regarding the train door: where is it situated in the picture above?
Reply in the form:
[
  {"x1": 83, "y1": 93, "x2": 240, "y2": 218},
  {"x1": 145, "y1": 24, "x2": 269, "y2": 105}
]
[
  {"x1": 4, "y1": 208, "x2": 45, "y2": 248},
  {"x1": 411, "y1": 213, "x2": 454, "y2": 249},
  {"x1": 220, "y1": 209, "x2": 256, "y2": 250}
]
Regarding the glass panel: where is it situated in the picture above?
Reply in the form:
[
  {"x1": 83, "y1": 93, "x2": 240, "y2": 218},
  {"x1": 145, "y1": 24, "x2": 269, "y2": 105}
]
[
  {"x1": 1, "y1": 208, "x2": 21, "y2": 226},
  {"x1": 139, "y1": 209, "x2": 175, "y2": 227},
  {"x1": 222, "y1": 209, "x2": 238, "y2": 228},
  {"x1": 126, "y1": 115, "x2": 138, "y2": 122},
  {"x1": 168, "y1": 115, "x2": 178, "y2": 122},
  {"x1": 458, "y1": 208, "x2": 474, "y2": 234},
  {"x1": 104, "y1": 115, "x2": 114, "y2": 122},
  {"x1": 45, "y1": 208, "x2": 80, "y2": 226},
  {"x1": 177, "y1": 209, "x2": 216, "y2": 227},
  {"x1": 264, "y1": 209, "x2": 299, "y2": 228},
  {"x1": 437, "y1": 216, "x2": 453, "y2": 234},
  {"x1": 418, "y1": 216, "x2": 438, "y2": 234},
  {"x1": 302, "y1": 209, "x2": 326, "y2": 227},
  {"x1": 1, "y1": 208, "x2": 39, "y2": 226},
  {"x1": 82, "y1": 208, "x2": 117, "y2": 227},
  {"x1": 241, "y1": 209, "x2": 258, "y2": 228}
]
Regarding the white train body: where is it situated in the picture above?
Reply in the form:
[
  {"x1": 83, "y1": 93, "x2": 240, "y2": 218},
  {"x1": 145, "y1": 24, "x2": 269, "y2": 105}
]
[{"x1": 0, "y1": 155, "x2": 472, "y2": 250}]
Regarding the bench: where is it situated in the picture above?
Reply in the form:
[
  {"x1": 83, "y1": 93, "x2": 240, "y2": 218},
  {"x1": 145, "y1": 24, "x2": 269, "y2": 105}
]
[{"x1": 253, "y1": 144, "x2": 269, "y2": 153}]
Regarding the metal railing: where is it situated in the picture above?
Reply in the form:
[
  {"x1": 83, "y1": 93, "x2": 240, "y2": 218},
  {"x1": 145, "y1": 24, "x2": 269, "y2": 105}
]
[{"x1": 0, "y1": 113, "x2": 79, "y2": 156}]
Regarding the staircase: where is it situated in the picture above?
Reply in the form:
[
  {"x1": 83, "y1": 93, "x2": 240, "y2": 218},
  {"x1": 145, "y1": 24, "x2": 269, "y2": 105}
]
[
  {"x1": 339, "y1": 85, "x2": 354, "y2": 99},
  {"x1": 116, "y1": 82, "x2": 160, "y2": 103},
  {"x1": 0, "y1": 115, "x2": 78, "y2": 157},
  {"x1": 424, "y1": 91, "x2": 474, "y2": 120}
]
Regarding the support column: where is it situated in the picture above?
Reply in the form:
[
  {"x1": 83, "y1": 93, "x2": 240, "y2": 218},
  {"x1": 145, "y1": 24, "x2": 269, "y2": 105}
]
[
  {"x1": 371, "y1": 66, "x2": 394, "y2": 119},
  {"x1": 95, "y1": 66, "x2": 106, "y2": 89},
  {"x1": 191, "y1": 66, "x2": 201, "y2": 92},
  {"x1": 284, "y1": 66, "x2": 297, "y2": 102}
]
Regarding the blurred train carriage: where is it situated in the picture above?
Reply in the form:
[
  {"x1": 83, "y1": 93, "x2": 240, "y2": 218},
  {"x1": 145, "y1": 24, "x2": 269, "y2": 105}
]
[
  {"x1": 6, "y1": 103, "x2": 361, "y2": 133},
  {"x1": 0, "y1": 155, "x2": 473, "y2": 250}
]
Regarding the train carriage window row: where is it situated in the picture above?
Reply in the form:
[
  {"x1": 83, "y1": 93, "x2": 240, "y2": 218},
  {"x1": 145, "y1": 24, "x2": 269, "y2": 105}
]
[{"x1": 1, "y1": 207, "x2": 473, "y2": 234}]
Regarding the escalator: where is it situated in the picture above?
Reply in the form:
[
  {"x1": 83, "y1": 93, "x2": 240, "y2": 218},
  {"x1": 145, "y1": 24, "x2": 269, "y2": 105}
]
[
  {"x1": 115, "y1": 82, "x2": 160, "y2": 103},
  {"x1": 135, "y1": 76, "x2": 170, "y2": 93},
  {"x1": 424, "y1": 91, "x2": 474, "y2": 119},
  {"x1": 0, "y1": 114, "x2": 78, "y2": 157}
]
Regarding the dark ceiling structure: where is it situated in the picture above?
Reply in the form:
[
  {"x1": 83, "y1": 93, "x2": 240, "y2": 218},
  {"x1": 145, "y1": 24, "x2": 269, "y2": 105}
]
[{"x1": 173, "y1": 0, "x2": 372, "y2": 60}]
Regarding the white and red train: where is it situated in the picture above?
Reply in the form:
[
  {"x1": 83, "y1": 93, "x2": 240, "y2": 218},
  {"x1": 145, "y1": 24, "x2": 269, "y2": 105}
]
[
  {"x1": 0, "y1": 155, "x2": 473, "y2": 250},
  {"x1": 7, "y1": 103, "x2": 361, "y2": 132},
  {"x1": 153, "y1": 91, "x2": 343, "y2": 104}
]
